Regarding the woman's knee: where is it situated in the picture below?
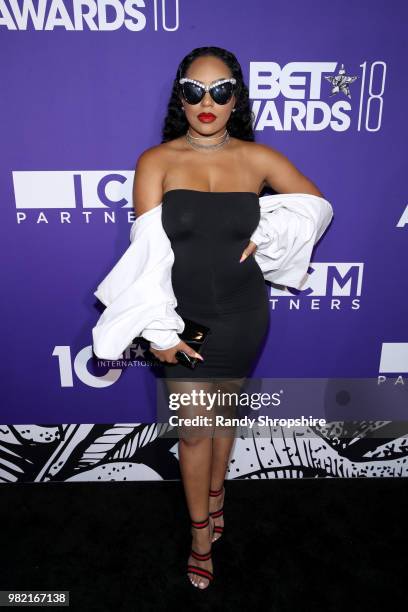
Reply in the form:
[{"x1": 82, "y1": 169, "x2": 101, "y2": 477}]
[{"x1": 179, "y1": 430, "x2": 213, "y2": 445}]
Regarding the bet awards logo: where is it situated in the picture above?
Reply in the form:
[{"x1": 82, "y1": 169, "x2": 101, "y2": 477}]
[
  {"x1": 0, "y1": 0, "x2": 180, "y2": 31},
  {"x1": 324, "y1": 63, "x2": 358, "y2": 98},
  {"x1": 250, "y1": 61, "x2": 386, "y2": 132}
]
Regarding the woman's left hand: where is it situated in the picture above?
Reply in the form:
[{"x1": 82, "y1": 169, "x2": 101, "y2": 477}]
[{"x1": 239, "y1": 240, "x2": 257, "y2": 263}]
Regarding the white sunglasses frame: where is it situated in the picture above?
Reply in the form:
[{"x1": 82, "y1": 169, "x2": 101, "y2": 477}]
[{"x1": 178, "y1": 77, "x2": 237, "y2": 103}]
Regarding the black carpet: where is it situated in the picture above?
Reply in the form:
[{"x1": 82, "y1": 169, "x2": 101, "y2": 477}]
[{"x1": 1, "y1": 478, "x2": 406, "y2": 611}]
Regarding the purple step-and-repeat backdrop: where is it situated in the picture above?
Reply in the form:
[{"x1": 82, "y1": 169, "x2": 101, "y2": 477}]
[{"x1": 1, "y1": 1, "x2": 407, "y2": 482}]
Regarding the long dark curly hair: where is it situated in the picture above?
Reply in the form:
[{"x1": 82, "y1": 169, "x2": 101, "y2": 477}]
[{"x1": 161, "y1": 46, "x2": 255, "y2": 143}]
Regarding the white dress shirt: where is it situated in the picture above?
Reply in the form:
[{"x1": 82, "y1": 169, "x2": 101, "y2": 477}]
[{"x1": 92, "y1": 193, "x2": 334, "y2": 360}]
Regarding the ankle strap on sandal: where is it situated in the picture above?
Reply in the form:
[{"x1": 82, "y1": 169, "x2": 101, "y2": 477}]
[
  {"x1": 191, "y1": 548, "x2": 212, "y2": 561},
  {"x1": 191, "y1": 516, "x2": 210, "y2": 529},
  {"x1": 209, "y1": 487, "x2": 224, "y2": 496},
  {"x1": 209, "y1": 507, "x2": 223, "y2": 518}
]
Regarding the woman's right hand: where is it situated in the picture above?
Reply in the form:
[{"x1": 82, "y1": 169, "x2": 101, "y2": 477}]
[{"x1": 149, "y1": 340, "x2": 204, "y2": 365}]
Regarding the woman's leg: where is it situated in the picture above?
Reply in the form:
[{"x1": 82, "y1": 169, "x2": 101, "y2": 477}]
[
  {"x1": 209, "y1": 377, "x2": 246, "y2": 540},
  {"x1": 164, "y1": 378, "x2": 214, "y2": 589}
]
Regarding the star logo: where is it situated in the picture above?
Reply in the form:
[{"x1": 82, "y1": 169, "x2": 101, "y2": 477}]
[
  {"x1": 131, "y1": 343, "x2": 147, "y2": 359},
  {"x1": 324, "y1": 63, "x2": 358, "y2": 99}
]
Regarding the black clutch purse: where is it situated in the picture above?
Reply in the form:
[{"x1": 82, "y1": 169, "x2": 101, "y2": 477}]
[{"x1": 175, "y1": 317, "x2": 212, "y2": 369}]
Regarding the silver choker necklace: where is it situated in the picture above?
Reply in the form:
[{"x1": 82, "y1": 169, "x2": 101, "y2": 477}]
[{"x1": 185, "y1": 129, "x2": 230, "y2": 151}]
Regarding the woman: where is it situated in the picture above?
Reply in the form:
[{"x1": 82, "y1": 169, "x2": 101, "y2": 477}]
[{"x1": 131, "y1": 46, "x2": 327, "y2": 589}]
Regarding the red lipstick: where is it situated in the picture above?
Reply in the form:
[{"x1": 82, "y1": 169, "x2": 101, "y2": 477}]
[{"x1": 198, "y1": 113, "x2": 216, "y2": 123}]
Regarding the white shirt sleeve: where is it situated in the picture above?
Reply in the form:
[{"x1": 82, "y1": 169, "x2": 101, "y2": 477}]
[
  {"x1": 92, "y1": 193, "x2": 334, "y2": 359},
  {"x1": 250, "y1": 193, "x2": 334, "y2": 289},
  {"x1": 92, "y1": 204, "x2": 185, "y2": 360}
]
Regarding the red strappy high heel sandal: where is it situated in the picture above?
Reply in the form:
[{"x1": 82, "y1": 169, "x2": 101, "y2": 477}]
[
  {"x1": 209, "y1": 486, "x2": 225, "y2": 542},
  {"x1": 187, "y1": 516, "x2": 214, "y2": 588}
]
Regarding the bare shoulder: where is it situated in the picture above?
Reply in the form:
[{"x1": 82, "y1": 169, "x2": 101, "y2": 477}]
[
  {"x1": 241, "y1": 141, "x2": 288, "y2": 165},
  {"x1": 241, "y1": 141, "x2": 324, "y2": 196},
  {"x1": 235, "y1": 139, "x2": 286, "y2": 168},
  {"x1": 132, "y1": 143, "x2": 173, "y2": 216}
]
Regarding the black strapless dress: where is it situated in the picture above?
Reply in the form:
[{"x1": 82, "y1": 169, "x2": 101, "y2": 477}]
[{"x1": 160, "y1": 189, "x2": 270, "y2": 379}]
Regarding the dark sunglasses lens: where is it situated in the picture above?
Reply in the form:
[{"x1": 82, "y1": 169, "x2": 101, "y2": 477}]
[
  {"x1": 182, "y1": 82, "x2": 204, "y2": 104},
  {"x1": 211, "y1": 82, "x2": 234, "y2": 104}
]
